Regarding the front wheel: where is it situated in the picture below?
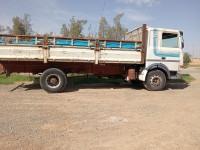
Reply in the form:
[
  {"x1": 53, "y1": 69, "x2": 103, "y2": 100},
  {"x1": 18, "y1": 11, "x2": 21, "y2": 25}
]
[
  {"x1": 40, "y1": 68, "x2": 67, "y2": 93},
  {"x1": 144, "y1": 70, "x2": 166, "y2": 91}
]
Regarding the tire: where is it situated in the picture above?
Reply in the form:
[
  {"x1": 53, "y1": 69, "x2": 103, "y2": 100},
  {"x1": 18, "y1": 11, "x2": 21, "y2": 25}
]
[
  {"x1": 144, "y1": 70, "x2": 166, "y2": 91},
  {"x1": 40, "y1": 68, "x2": 67, "y2": 93}
]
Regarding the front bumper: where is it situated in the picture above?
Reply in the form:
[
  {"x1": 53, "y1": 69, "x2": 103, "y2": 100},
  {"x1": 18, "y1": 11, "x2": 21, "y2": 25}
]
[{"x1": 169, "y1": 73, "x2": 182, "y2": 79}]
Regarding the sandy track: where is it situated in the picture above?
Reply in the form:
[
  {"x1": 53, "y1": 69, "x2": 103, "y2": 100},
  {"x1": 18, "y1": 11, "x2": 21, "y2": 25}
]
[{"x1": 0, "y1": 69, "x2": 200, "y2": 150}]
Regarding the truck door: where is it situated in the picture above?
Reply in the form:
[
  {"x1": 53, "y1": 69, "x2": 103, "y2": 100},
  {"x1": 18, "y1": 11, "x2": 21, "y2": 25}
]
[
  {"x1": 158, "y1": 31, "x2": 181, "y2": 71},
  {"x1": 146, "y1": 28, "x2": 182, "y2": 71}
]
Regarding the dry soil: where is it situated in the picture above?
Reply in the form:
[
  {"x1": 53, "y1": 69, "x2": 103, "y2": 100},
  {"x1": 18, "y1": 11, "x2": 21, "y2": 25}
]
[{"x1": 0, "y1": 69, "x2": 200, "y2": 150}]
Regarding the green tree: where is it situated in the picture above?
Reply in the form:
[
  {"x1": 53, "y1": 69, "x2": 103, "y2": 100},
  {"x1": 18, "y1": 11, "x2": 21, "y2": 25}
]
[
  {"x1": 111, "y1": 13, "x2": 128, "y2": 40},
  {"x1": 11, "y1": 13, "x2": 34, "y2": 35},
  {"x1": 60, "y1": 24, "x2": 69, "y2": 37},
  {"x1": 69, "y1": 16, "x2": 87, "y2": 37},
  {"x1": 98, "y1": 13, "x2": 128, "y2": 40},
  {"x1": 0, "y1": 25, "x2": 5, "y2": 33},
  {"x1": 22, "y1": 14, "x2": 34, "y2": 35},
  {"x1": 88, "y1": 24, "x2": 92, "y2": 37},
  {"x1": 98, "y1": 17, "x2": 111, "y2": 39},
  {"x1": 60, "y1": 16, "x2": 87, "y2": 37},
  {"x1": 36, "y1": 32, "x2": 53, "y2": 36},
  {"x1": 43, "y1": 32, "x2": 53, "y2": 36},
  {"x1": 183, "y1": 52, "x2": 191, "y2": 68},
  {"x1": 107, "y1": 26, "x2": 115, "y2": 39},
  {"x1": 6, "y1": 26, "x2": 13, "y2": 34},
  {"x1": 12, "y1": 16, "x2": 25, "y2": 35}
]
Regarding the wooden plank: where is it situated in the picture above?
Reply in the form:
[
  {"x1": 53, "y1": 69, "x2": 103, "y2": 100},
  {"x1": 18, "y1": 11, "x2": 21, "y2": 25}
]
[{"x1": 141, "y1": 24, "x2": 147, "y2": 64}]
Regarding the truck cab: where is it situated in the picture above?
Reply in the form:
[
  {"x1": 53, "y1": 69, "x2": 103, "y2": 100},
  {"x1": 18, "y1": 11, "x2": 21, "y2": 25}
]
[{"x1": 138, "y1": 26, "x2": 184, "y2": 90}]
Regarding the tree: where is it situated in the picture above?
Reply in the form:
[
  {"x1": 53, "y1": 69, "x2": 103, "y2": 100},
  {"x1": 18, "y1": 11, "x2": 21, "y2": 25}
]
[
  {"x1": 60, "y1": 24, "x2": 69, "y2": 37},
  {"x1": 60, "y1": 16, "x2": 87, "y2": 37},
  {"x1": 43, "y1": 32, "x2": 53, "y2": 36},
  {"x1": 69, "y1": 16, "x2": 87, "y2": 37},
  {"x1": 22, "y1": 14, "x2": 34, "y2": 35},
  {"x1": 36, "y1": 32, "x2": 53, "y2": 36},
  {"x1": 0, "y1": 25, "x2": 5, "y2": 33},
  {"x1": 6, "y1": 26, "x2": 13, "y2": 34},
  {"x1": 111, "y1": 13, "x2": 128, "y2": 40},
  {"x1": 98, "y1": 13, "x2": 128, "y2": 40},
  {"x1": 98, "y1": 17, "x2": 111, "y2": 39},
  {"x1": 107, "y1": 26, "x2": 116, "y2": 39},
  {"x1": 88, "y1": 24, "x2": 92, "y2": 38},
  {"x1": 183, "y1": 52, "x2": 191, "y2": 68},
  {"x1": 11, "y1": 13, "x2": 34, "y2": 35},
  {"x1": 12, "y1": 16, "x2": 25, "y2": 35}
]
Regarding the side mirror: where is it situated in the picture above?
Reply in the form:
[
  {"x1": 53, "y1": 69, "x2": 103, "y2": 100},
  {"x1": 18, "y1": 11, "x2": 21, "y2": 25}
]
[
  {"x1": 180, "y1": 31, "x2": 184, "y2": 48},
  {"x1": 180, "y1": 31, "x2": 183, "y2": 36},
  {"x1": 182, "y1": 42, "x2": 184, "y2": 49}
]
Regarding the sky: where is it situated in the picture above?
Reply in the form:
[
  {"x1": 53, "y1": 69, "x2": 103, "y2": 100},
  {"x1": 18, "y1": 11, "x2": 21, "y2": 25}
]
[{"x1": 0, "y1": 0, "x2": 199, "y2": 57}]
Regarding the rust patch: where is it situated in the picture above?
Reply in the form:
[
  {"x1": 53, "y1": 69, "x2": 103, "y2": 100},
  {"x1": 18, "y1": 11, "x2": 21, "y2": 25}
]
[
  {"x1": 128, "y1": 69, "x2": 136, "y2": 80},
  {"x1": 0, "y1": 63, "x2": 5, "y2": 74},
  {"x1": 0, "y1": 61, "x2": 126, "y2": 77}
]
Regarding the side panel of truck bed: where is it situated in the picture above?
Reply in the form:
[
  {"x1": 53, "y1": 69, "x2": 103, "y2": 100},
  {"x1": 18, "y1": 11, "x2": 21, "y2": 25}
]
[
  {"x1": 0, "y1": 27, "x2": 147, "y2": 65},
  {"x1": 0, "y1": 46, "x2": 141, "y2": 64}
]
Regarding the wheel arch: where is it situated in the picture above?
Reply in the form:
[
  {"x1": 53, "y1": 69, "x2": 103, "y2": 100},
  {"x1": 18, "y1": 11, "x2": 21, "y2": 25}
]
[{"x1": 146, "y1": 63, "x2": 170, "y2": 79}]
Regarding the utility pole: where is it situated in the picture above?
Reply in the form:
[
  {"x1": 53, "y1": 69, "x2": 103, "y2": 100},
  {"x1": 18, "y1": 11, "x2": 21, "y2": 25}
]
[{"x1": 192, "y1": 44, "x2": 195, "y2": 59}]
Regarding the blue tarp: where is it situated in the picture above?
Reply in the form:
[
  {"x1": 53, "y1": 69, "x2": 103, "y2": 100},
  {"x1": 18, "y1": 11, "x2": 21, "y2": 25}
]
[{"x1": 9, "y1": 37, "x2": 141, "y2": 50}]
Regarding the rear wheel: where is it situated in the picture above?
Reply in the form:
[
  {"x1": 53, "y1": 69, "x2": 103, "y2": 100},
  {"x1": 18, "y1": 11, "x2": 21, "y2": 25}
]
[
  {"x1": 40, "y1": 68, "x2": 67, "y2": 93},
  {"x1": 144, "y1": 70, "x2": 166, "y2": 91}
]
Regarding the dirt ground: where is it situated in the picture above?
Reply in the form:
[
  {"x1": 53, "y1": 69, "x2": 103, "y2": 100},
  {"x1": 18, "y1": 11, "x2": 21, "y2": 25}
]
[
  {"x1": 0, "y1": 68, "x2": 200, "y2": 150},
  {"x1": 191, "y1": 58, "x2": 200, "y2": 65}
]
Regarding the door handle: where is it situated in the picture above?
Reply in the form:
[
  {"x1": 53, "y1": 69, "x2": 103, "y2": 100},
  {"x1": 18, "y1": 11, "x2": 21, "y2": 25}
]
[{"x1": 162, "y1": 57, "x2": 166, "y2": 60}]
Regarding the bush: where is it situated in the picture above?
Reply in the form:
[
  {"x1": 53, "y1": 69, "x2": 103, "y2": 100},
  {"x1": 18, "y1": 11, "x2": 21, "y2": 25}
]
[{"x1": 183, "y1": 52, "x2": 191, "y2": 68}]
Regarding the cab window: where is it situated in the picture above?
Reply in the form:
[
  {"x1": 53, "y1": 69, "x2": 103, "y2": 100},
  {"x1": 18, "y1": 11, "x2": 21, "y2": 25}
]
[{"x1": 162, "y1": 33, "x2": 178, "y2": 48}]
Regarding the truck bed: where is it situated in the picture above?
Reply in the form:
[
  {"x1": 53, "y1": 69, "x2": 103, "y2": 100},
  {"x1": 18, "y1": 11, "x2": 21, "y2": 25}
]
[{"x1": 0, "y1": 25, "x2": 146, "y2": 65}]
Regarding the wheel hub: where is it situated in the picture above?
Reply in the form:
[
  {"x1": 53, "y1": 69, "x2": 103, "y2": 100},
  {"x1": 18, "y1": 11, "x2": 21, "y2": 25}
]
[
  {"x1": 150, "y1": 75, "x2": 161, "y2": 86},
  {"x1": 49, "y1": 77, "x2": 58, "y2": 86},
  {"x1": 46, "y1": 75, "x2": 60, "y2": 87}
]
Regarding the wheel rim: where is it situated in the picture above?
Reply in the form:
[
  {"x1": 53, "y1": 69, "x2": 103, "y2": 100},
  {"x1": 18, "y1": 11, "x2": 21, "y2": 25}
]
[
  {"x1": 149, "y1": 75, "x2": 161, "y2": 87},
  {"x1": 45, "y1": 74, "x2": 61, "y2": 88}
]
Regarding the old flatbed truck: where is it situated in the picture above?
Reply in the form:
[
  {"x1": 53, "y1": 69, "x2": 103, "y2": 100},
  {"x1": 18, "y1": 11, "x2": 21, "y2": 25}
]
[{"x1": 0, "y1": 24, "x2": 184, "y2": 92}]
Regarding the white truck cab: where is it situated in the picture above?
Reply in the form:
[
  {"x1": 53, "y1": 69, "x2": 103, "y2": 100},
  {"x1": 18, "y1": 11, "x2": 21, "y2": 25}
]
[{"x1": 137, "y1": 26, "x2": 184, "y2": 90}]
